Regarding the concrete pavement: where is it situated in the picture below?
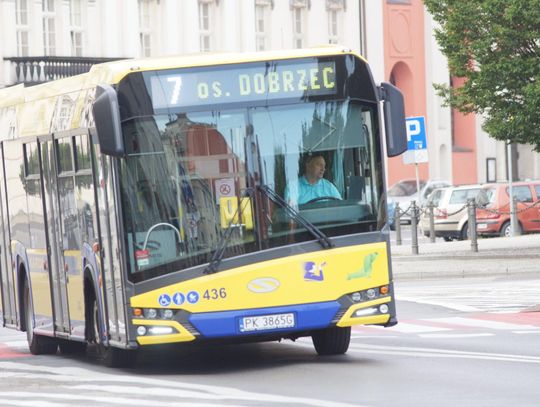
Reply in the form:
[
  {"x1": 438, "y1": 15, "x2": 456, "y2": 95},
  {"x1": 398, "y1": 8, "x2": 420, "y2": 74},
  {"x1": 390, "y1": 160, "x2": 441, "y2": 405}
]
[{"x1": 390, "y1": 233, "x2": 540, "y2": 280}]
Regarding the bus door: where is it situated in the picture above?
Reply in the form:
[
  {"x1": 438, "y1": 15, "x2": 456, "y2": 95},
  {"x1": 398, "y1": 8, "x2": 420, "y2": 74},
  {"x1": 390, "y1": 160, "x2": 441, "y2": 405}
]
[
  {"x1": 40, "y1": 137, "x2": 70, "y2": 334},
  {"x1": 0, "y1": 143, "x2": 16, "y2": 327}
]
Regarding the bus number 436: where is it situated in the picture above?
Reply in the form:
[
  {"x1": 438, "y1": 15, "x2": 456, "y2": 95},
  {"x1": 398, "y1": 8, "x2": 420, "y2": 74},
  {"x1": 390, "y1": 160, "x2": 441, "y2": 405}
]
[{"x1": 203, "y1": 287, "x2": 227, "y2": 300}]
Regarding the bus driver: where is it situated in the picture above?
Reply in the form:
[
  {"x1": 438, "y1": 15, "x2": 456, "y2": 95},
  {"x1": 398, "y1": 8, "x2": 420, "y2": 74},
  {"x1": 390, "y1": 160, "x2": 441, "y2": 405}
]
[{"x1": 286, "y1": 155, "x2": 342, "y2": 206}]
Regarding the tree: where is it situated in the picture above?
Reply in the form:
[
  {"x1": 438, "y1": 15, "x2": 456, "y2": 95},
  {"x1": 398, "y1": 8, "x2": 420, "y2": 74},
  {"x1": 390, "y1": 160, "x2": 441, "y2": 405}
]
[{"x1": 424, "y1": 0, "x2": 540, "y2": 150}]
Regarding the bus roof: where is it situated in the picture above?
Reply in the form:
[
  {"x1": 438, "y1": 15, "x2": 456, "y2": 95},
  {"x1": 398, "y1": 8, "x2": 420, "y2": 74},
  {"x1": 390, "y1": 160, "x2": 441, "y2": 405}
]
[
  {"x1": 0, "y1": 46, "x2": 366, "y2": 137},
  {"x1": 0, "y1": 45, "x2": 363, "y2": 105}
]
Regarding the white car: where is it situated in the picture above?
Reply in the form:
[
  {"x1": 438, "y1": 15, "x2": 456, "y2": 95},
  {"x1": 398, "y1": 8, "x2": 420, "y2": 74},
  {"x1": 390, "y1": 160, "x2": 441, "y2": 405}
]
[
  {"x1": 420, "y1": 185, "x2": 482, "y2": 241},
  {"x1": 387, "y1": 179, "x2": 452, "y2": 224}
]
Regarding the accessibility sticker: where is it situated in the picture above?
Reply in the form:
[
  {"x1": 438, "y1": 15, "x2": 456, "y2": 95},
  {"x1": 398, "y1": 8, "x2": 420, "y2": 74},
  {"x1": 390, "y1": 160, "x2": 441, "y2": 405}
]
[
  {"x1": 158, "y1": 294, "x2": 171, "y2": 307},
  {"x1": 173, "y1": 292, "x2": 185, "y2": 305},
  {"x1": 187, "y1": 291, "x2": 199, "y2": 304}
]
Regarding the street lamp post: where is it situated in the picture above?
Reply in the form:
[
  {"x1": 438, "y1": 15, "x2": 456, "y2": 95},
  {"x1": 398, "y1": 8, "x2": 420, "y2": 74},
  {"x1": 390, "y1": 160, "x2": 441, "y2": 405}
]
[{"x1": 507, "y1": 140, "x2": 519, "y2": 236}]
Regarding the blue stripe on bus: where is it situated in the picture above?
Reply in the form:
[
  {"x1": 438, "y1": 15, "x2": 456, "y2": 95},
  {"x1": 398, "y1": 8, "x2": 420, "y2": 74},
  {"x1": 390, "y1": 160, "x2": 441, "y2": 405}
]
[{"x1": 189, "y1": 301, "x2": 340, "y2": 338}]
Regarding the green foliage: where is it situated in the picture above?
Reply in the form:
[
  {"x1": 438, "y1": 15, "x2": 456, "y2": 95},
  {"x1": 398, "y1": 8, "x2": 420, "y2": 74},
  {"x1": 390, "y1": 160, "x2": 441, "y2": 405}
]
[{"x1": 424, "y1": 0, "x2": 540, "y2": 149}]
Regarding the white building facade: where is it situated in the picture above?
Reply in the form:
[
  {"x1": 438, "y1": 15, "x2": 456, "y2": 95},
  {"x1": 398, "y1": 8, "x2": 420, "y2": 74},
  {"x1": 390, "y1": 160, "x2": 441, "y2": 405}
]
[
  {"x1": 1, "y1": 0, "x2": 538, "y2": 183},
  {"x1": 1, "y1": 0, "x2": 379, "y2": 86}
]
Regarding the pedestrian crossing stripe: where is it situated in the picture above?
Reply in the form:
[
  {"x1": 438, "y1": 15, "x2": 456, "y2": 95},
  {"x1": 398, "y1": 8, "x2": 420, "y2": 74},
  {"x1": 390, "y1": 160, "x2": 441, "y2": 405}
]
[{"x1": 353, "y1": 315, "x2": 540, "y2": 335}]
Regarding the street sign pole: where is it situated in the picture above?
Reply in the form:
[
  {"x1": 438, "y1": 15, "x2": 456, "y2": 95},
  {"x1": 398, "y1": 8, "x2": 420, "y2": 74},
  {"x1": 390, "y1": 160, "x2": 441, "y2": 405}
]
[{"x1": 415, "y1": 163, "x2": 421, "y2": 204}]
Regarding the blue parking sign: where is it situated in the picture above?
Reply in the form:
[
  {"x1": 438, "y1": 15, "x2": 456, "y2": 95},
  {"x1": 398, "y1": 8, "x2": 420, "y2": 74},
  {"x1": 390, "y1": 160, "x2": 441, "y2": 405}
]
[{"x1": 406, "y1": 116, "x2": 427, "y2": 150}]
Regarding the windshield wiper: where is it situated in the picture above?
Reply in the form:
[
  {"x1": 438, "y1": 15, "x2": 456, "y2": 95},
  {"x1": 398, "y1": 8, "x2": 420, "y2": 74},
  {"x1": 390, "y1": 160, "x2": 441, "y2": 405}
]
[
  {"x1": 258, "y1": 184, "x2": 334, "y2": 250},
  {"x1": 204, "y1": 189, "x2": 253, "y2": 275}
]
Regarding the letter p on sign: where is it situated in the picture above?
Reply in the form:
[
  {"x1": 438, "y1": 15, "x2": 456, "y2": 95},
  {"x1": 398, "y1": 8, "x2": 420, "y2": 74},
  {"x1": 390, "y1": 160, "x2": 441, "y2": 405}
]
[{"x1": 405, "y1": 116, "x2": 426, "y2": 151}]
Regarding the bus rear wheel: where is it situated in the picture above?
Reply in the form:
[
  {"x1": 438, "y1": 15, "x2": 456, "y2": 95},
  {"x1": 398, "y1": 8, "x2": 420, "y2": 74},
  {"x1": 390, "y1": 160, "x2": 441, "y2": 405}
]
[
  {"x1": 91, "y1": 297, "x2": 136, "y2": 368},
  {"x1": 23, "y1": 280, "x2": 58, "y2": 355},
  {"x1": 311, "y1": 326, "x2": 351, "y2": 355}
]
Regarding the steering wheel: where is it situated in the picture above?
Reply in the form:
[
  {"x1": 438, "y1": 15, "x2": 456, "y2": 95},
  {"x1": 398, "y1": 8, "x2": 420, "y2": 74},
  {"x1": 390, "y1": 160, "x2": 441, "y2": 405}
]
[
  {"x1": 138, "y1": 239, "x2": 161, "y2": 251},
  {"x1": 141, "y1": 222, "x2": 182, "y2": 252},
  {"x1": 305, "y1": 196, "x2": 341, "y2": 204}
]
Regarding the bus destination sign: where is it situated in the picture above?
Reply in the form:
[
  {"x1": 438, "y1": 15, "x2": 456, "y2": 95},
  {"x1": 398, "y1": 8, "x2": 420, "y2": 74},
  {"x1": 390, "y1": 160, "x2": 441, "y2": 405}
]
[{"x1": 149, "y1": 60, "x2": 337, "y2": 109}]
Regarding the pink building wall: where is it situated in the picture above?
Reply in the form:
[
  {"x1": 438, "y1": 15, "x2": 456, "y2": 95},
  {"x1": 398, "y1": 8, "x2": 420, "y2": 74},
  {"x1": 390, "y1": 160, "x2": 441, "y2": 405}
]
[
  {"x1": 383, "y1": 0, "x2": 478, "y2": 187},
  {"x1": 451, "y1": 77, "x2": 478, "y2": 185},
  {"x1": 383, "y1": 0, "x2": 429, "y2": 187}
]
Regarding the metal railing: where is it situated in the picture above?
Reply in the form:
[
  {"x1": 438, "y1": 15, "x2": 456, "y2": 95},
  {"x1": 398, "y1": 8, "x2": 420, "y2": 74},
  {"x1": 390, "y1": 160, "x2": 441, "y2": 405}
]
[
  {"x1": 391, "y1": 197, "x2": 540, "y2": 254},
  {"x1": 4, "y1": 56, "x2": 125, "y2": 86}
]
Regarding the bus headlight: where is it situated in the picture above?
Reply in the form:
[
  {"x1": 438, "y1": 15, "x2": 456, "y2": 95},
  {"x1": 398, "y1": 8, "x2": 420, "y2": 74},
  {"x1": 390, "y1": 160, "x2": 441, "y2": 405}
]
[
  {"x1": 160, "y1": 309, "x2": 174, "y2": 319},
  {"x1": 148, "y1": 326, "x2": 175, "y2": 335},
  {"x1": 354, "y1": 307, "x2": 378, "y2": 317},
  {"x1": 379, "y1": 304, "x2": 389, "y2": 314},
  {"x1": 144, "y1": 308, "x2": 158, "y2": 319},
  {"x1": 137, "y1": 326, "x2": 147, "y2": 336}
]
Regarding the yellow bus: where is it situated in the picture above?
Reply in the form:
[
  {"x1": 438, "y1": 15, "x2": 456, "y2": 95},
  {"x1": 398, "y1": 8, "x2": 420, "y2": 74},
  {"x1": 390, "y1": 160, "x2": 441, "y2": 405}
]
[{"x1": 0, "y1": 46, "x2": 407, "y2": 367}]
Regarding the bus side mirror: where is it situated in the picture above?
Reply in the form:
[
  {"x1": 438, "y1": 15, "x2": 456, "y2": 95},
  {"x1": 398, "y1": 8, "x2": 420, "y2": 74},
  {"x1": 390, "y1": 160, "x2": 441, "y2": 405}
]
[
  {"x1": 379, "y1": 82, "x2": 407, "y2": 157},
  {"x1": 92, "y1": 84, "x2": 125, "y2": 157}
]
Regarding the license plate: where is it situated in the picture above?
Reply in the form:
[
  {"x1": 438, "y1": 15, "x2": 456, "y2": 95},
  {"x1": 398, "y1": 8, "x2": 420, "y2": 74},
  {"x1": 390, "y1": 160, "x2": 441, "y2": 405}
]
[
  {"x1": 477, "y1": 223, "x2": 487, "y2": 229},
  {"x1": 239, "y1": 313, "x2": 295, "y2": 332}
]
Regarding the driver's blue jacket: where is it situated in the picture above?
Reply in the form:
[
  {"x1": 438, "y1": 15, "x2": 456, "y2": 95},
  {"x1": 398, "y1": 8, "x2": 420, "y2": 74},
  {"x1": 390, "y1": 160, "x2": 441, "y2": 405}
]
[{"x1": 285, "y1": 176, "x2": 342, "y2": 205}]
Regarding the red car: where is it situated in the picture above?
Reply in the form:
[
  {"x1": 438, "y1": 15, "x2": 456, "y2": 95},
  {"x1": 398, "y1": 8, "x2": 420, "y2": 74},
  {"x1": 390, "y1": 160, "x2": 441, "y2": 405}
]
[{"x1": 476, "y1": 181, "x2": 540, "y2": 237}]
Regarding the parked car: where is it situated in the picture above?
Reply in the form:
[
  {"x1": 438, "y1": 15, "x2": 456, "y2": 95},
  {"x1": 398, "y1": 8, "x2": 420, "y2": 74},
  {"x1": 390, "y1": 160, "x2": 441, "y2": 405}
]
[
  {"x1": 476, "y1": 181, "x2": 540, "y2": 237},
  {"x1": 387, "y1": 197, "x2": 397, "y2": 230},
  {"x1": 387, "y1": 179, "x2": 452, "y2": 225},
  {"x1": 420, "y1": 184, "x2": 482, "y2": 241}
]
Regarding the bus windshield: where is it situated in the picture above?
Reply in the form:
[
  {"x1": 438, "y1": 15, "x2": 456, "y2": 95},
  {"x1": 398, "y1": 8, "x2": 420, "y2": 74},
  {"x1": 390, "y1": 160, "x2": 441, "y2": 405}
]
[
  {"x1": 119, "y1": 100, "x2": 383, "y2": 282},
  {"x1": 117, "y1": 59, "x2": 384, "y2": 282}
]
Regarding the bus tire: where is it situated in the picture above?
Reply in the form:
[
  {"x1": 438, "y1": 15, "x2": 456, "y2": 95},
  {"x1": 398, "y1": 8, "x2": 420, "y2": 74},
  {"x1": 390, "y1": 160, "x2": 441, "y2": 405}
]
[
  {"x1": 91, "y1": 296, "x2": 136, "y2": 368},
  {"x1": 311, "y1": 326, "x2": 351, "y2": 356},
  {"x1": 23, "y1": 280, "x2": 58, "y2": 355}
]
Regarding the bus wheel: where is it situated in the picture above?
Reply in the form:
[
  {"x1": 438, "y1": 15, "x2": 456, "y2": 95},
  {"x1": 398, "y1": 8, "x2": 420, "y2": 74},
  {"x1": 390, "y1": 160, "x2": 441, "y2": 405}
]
[
  {"x1": 91, "y1": 298, "x2": 136, "y2": 368},
  {"x1": 58, "y1": 339, "x2": 87, "y2": 354},
  {"x1": 311, "y1": 326, "x2": 351, "y2": 356},
  {"x1": 23, "y1": 280, "x2": 58, "y2": 355}
]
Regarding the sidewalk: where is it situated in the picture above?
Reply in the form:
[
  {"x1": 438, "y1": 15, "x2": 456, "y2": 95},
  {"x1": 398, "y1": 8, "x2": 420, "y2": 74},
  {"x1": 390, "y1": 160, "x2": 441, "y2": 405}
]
[{"x1": 390, "y1": 233, "x2": 540, "y2": 280}]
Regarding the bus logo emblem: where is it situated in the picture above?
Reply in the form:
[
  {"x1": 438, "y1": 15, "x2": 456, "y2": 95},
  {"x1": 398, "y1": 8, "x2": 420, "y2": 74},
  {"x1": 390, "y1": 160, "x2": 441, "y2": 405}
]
[
  {"x1": 303, "y1": 261, "x2": 325, "y2": 282},
  {"x1": 247, "y1": 277, "x2": 280, "y2": 293}
]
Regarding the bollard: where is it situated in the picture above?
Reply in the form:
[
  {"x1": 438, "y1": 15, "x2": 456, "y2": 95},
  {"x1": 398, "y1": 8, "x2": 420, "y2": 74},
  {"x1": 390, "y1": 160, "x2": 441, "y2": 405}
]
[
  {"x1": 468, "y1": 198, "x2": 478, "y2": 252},
  {"x1": 395, "y1": 203, "x2": 402, "y2": 246},
  {"x1": 410, "y1": 200, "x2": 419, "y2": 255},
  {"x1": 428, "y1": 202, "x2": 435, "y2": 243}
]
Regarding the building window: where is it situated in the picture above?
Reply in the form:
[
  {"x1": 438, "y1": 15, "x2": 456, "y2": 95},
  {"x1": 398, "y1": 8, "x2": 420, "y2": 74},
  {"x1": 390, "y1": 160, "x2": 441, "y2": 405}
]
[
  {"x1": 328, "y1": 10, "x2": 338, "y2": 44},
  {"x1": 16, "y1": 0, "x2": 29, "y2": 55},
  {"x1": 290, "y1": 0, "x2": 308, "y2": 49},
  {"x1": 486, "y1": 158, "x2": 496, "y2": 183},
  {"x1": 326, "y1": 0, "x2": 345, "y2": 44},
  {"x1": 199, "y1": 0, "x2": 214, "y2": 52},
  {"x1": 16, "y1": 0, "x2": 28, "y2": 25},
  {"x1": 42, "y1": 0, "x2": 56, "y2": 56},
  {"x1": 138, "y1": 0, "x2": 152, "y2": 57},
  {"x1": 255, "y1": 0, "x2": 272, "y2": 51},
  {"x1": 17, "y1": 31, "x2": 29, "y2": 57},
  {"x1": 70, "y1": 0, "x2": 83, "y2": 56}
]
